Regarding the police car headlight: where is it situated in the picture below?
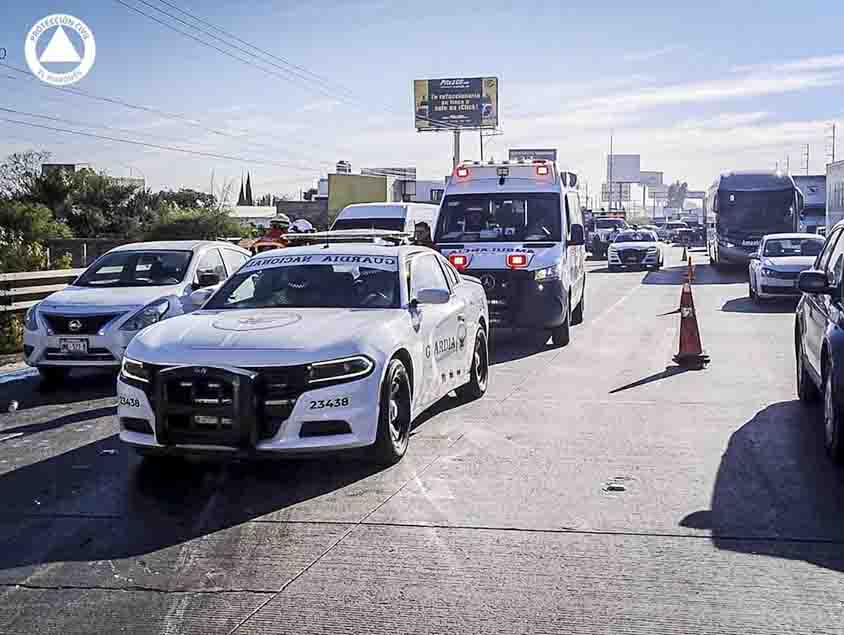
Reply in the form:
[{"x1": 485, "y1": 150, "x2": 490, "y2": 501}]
[
  {"x1": 121, "y1": 356, "x2": 149, "y2": 383},
  {"x1": 121, "y1": 299, "x2": 170, "y2": 331},
  {"x1": 761, "y1": 267, "x2": 784, "y2": 278},
  {"x1": 24, "y1": 303, "x2": 40, "y2": 331},
  {"x1": 647, "y1": 247, "x2": 658, "y2": 253},
  {"x1": 534, "y1": 264, "x2": 561, "y2": 281},
  {"x1": 308, "y1": 355, "x2": 374, "y2": 384}
]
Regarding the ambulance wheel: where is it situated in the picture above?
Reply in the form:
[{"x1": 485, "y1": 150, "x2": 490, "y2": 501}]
[
  {"x1": 551, "y1": 303, "x2": 571, "y2": 347},
  {"x1": 372, "y1": 358, "x2": 411, "y2": 466}
]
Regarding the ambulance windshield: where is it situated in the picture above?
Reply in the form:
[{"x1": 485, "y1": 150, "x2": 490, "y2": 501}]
[{"x1": 435, "y1": 193, "x2": 561, "y2": 243}]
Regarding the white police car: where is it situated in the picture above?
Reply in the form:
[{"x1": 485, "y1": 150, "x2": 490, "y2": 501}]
[
  {"x1": 23, "y1": 241, "x2": 250, "y2": 382},
  {"x1": 117, "y1": 238, "x2": 489, "y2": 465}
]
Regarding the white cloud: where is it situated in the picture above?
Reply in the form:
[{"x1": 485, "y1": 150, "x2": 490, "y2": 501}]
[
  {"x1": 733, "y1": 54, "x2": 844, "y2": 74},
  {"x1": 623, "y1": 45, "x2": 686, "y2": 63}
]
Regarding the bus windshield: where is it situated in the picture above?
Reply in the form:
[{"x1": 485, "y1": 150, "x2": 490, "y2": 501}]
[
  {"x1": 436, "y1": 193, "x2": 562, "y2": 242},
  {"x1": 719, "y1": 189, "x2": 795, "y2": 232}
]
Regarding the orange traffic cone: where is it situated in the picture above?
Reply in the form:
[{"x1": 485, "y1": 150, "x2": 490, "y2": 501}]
[
  {"x1": 673, "y1": 282, "x2": 709, "y2": 369},
  {"x1": 681, "y1": 245, "x2": 688, "y2": 261},
  {"x1": 686, "y1": 255, "x2": 695, "y2": 282}
]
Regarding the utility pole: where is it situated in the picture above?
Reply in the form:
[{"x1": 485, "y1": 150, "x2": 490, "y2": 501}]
[
  {"x1": 608, "y1": 131, "x2": 614, "y2": 212},
  {"x1": 802, "y1": 144, "x2": 810, "y2": 175},
  {"x1": 827, "y1": 123, "x2": 837, "y2": 164},
  {"x1": 453, "y1": 130, "x2": 461, "y2": 171}
]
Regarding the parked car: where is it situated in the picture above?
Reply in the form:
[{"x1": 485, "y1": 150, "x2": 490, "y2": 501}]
[
  {"x1": 23, "y1": 241, "x2": 250, "y2": 382},
  {"x1": 795, "y1": 221, "x2": 844, "y2": 461},
  {"x1": 749, "y1": 233, "x2": 824, "y2": 302}
]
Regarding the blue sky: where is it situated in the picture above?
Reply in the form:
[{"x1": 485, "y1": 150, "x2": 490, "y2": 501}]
[{"x1": 1, "y1": 0, "x2": 843, "y2": 203}]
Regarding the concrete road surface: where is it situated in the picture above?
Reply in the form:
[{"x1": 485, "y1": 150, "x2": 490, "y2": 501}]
[{"x1": 1, "y1": 246, "x2": 841, "y2": 634}]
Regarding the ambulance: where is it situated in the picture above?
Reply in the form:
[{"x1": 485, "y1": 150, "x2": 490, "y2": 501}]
[{"x1": 434, "y1": 160, "x2": 587, "y2": 346}]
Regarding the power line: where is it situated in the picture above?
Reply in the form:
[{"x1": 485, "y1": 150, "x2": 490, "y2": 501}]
[{"x1": 0, "y1": 117, "x2": 321, "y2": 171}]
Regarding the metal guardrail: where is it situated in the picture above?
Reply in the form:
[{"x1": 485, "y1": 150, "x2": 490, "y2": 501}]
[{"x1": 0, "y1": 268, "x2": 85, "y2": 313}]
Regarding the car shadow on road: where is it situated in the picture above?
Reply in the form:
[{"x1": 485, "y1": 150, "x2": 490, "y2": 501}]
[
  {"x1": 680, "y1": 400, "x2": 844, "y2": 572},
  {"x1": 0, "y1": 432, "x2": 393, "y2": 574},
  {"x1": 0, "y1": 370, "x2": 115, "y2": 414},
  {"x1": 721, "y1": 297, "x2": 799, "y2": 314},
  {"x1": 643, "y1": 263, "x2": 747, "y2": 286},
  {"x1": 489, "y1": 329, "x2": 554, "y2": 365}
]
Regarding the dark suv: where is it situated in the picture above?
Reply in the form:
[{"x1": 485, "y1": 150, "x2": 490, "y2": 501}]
[{"x1": 795, "y1": 221, "x2": 844, "y2": 461}]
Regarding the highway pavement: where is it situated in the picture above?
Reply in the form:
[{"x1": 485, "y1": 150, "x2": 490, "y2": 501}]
[{"x1": 1, "y1": 245, "x2": 841, "y2": 634}]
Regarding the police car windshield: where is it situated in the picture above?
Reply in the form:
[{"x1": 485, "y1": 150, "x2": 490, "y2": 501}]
[
  {"x1": 763, "y1": 237, "x2": 823, "y2": 257},
  {"x1": 75, "y1": 250, "x2": 192, "y2": 287},
  {"x1": 615, "y1": 232, "x2": 655, "y2": 243},
  {"x1": 436, "y1": 193, "x2": 561, "y2": 242},
  {"x1": 332, "y1": 218, "x2": 406, "y2": 232},
  {"x1": 206, "y1": 260, "x2": 401, "y2": 310}
]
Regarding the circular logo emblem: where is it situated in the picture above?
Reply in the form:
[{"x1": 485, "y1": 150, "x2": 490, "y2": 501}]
[
  {"x1": 480, "y1": 275, "x2": 497, "y2": 291},
  {"x1": 25, "y1": 14, "x2": 96, "y2": 86},
  {"x1": 68, "y1": 319, "x2": 83, "y2": 332},
  {"x1": 212, "y1": 312, "x2": 302, "y2": 332}
]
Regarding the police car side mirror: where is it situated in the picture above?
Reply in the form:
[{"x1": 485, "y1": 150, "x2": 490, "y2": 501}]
[
  {"x1": 569, "y1": 224, "x2": 585, "y2": 246},
  {"x1": 189, "y1": 286, "x2": 216, "y2": 307},
  {"x1": 416, "y1": 288, "x2": 450, "y2": 305},
  {"x1": 798, "y1": 270, "x2": 834, "y2": 295}
]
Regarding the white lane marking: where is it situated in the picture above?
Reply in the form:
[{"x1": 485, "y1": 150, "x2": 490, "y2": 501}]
[{"x1": 0, "y1": 367, "x2": 38, "y2": 385}]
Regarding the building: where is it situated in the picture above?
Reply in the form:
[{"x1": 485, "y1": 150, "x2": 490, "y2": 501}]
[
  {"x1": 229, "y1": 206, "x2": 278, "y2": 229},
  {"x1": 107, "y1": 176, "x2": 146, "y2": 190},
  {"x1": 794, "y1": 175, "x2": 826, "y2": 233},
  {"x1": 827, "y1": 161, "x2": 844, "y2": 230},
  {"x1": 41, "y1": 163, "x2": 92, "y2": 176}
]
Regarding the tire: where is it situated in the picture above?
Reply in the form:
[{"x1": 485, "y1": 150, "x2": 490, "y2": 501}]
[
  {"x1": 550, "y1": 298, "x2": 571, "y2": 347},
  {"x1": 824, "y1": 360, "x2": 844, "y2": 463},
  {"x1": 571, "y1": 280, "x2": 585, "y2": 326},
  {"x1": 796, "y1": 332, "x2": 820, "y2": 403},
  {"x1": 371, "y1": 358, "x2": 412, "y2": 466},
  {"x1": 456, "y1": 328, "x2": 489, "y2": 401},
  {"x1": 38, "y1": 367, "x2": 69, "y2": 383},
  {"x1": 749, "y1": 279, "x2": 757, "y2": 302}
]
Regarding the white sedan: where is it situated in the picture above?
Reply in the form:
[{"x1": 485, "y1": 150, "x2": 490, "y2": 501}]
[
  {"x1": 607, "y1": 230, "x2": 663, "y2": 271},
  {"x1": 117, "y1": 241, "x2": 489, "y2": 465},
  {"x1": 23, "y1": 241, "x2": 250, "y2": 382},
  {"x1": 748, "y1": 233, "x2": 825, "y2": 302}
]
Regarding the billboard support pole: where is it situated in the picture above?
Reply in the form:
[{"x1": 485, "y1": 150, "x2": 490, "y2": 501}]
[
  {"x1": 479, "y1": 129, "x2": 484, "y2": 162},
  {"x1": 453, "y1": 130, "x2": 461, "y2": 170}
]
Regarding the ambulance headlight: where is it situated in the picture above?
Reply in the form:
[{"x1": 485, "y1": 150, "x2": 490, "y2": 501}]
[
  {"x1": 534, "y1": 264, "x2": 562, "y2": 281},
  {"x1": 308, "y1": 356, "x2": 374, "y2": 384}
]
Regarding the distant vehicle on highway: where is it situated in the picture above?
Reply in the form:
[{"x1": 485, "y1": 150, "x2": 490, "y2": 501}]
[
  {"x1": 674, "y1": 227, "x2": 696, "y2": 247},
  {"x1": 748, "y1": 233, "x2": 824, "y2": 302},
  {"x1": 608, "y1": 230, "x2": 663, "y2": 271},
  {"x1": 665, "y1": 220, "x2": 689, "y2": 242},
  {"x1": 434, "y1": 159, "x2": 587, "y2": 346},
  {"x1": 331, "y1": 202, "x2": 438, "y2": 234},
  {"x1": 794, "y1": 222, "x2": 844, "y2": 461},
  {"x1": 117, "y1": 238, "x2": 488, "y2": 465},
  {"x1": 706, "y1": 171, "x2": 803, "y2": 266},
  {"x1": 23, "y1": 241, "x2": 250, "y2": 383},
  {"x1": 590, "y1": 217, "x2": 629, "y2": 258}
]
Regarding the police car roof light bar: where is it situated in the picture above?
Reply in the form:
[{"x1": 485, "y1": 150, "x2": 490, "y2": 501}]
[{"x1": 284, "y1": 230, "x2": 412, "y2": 246}]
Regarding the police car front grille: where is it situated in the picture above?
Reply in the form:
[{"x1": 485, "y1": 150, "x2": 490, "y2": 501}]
[
  {"x1": 43, "y1": 313, "x2": 124, "y2": 335},
  {"x1": 619, "y1": 249, "x2": 647, "y2": 263}
]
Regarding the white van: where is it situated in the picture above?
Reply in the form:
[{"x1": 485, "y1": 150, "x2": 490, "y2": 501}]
[
  {"x1": 331, "y1": 202, "x2": 439, "y2": 234},
  {"x1": 434, "y1": 160, "x2": 587, "y2": 346}
]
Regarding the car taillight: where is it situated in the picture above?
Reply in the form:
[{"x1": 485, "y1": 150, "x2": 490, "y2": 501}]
[
  {"x1": 536, "y1": 165, "x2": 549, "y2": 176},
  {"x1": 455, "y1": 166, "x2": 470, "y2": 178},
  {"x1": 506, "y1": 254, "x2": 528, "y2": 269},
  {"x1": 449, "y1": 254, "x2": 470, "y2": 270}
]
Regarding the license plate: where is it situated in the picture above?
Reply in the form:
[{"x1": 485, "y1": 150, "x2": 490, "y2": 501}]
[
  {"x1": 60, "y1": 338, "x2": 88, "y2": 354},
  {"x1": 625, "y1": 256, "x2": 638, "y2": 263},
  {"x1": 195, "y1": 415, "x2": 218, "y2": 426}
]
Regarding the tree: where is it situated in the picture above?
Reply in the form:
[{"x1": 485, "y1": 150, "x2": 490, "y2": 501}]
[
  {"x1": 667, "y1": 181, "x2": 689, "y2": 209},
  {"x1": 143, "y1": 206, "x2": 244, "y2": 241},
  {"x1": 0, "y1": 201, "x2": 72, "y2": 242},
  {"x1": 0, "y1": 150, "x2": 51, "y2": 200}
]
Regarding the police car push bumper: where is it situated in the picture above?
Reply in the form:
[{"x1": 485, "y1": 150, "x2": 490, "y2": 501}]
[{"x1": 117, "y1": 358, "x2": 384, "y2": 455}]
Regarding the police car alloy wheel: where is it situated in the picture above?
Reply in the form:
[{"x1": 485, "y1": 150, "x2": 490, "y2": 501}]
[
  {"x1": 824, "y1": 364, "x2": 844, "y2": 463},
  {"x1": 795, "y1": 331, "x2": 819, "y2": 404},
  {"x1": 373, "y1": 358, "x2": 412, "y2": 465},
  {"x1": 456, "y1": 328, "x2": 488, "y2": 401}
]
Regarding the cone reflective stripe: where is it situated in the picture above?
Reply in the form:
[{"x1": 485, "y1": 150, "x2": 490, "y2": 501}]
[{"x1": 673, "y1": 282, "x2": 709, "y2": 368}]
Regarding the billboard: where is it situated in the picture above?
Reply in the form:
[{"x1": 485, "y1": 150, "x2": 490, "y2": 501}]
[
  {"x1": 414, "y1": 77, "x2": 499, "y2": 130},
  {"x1": 601, "y1": 182, "x2": 632, "y2": 202},
  {"x1": 640, "y1": 171, "x2": 663, "y2": 187},
  {"x1": 648, "y1": 185, "x2": 669, "y2": 200},
  {"x1": 685, "y1": 190, "x2": 706, "y2": 200},
  {"x1": 509, "y1": 148, "x2": 557, "y2": 162},
  {"x1": 327, "y1": 174, "x2": 390, "y2": 217},
  {"x1": 607, "y1": 154, "x2": 641, "y2": 183}
]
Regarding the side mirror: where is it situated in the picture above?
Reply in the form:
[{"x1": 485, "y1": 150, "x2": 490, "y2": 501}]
[
  {"x1": 189, "y1": 286, "x2": 216, "y2": 307},
  {"x1": 196, "y1": 270, "x2": 221, "y2": 288},
  {"x1": 798, "y1": 270, "x2": 833, "y2": 295},
  {"x1": 415, "y1": 288, "x2": 450, "y2": 305},
  {"x1": 749, "y1": 251, "x2": 760, "y2": 260},
  {"x1": 569, "y1": 224, "x2": 585, "y2": 246}
]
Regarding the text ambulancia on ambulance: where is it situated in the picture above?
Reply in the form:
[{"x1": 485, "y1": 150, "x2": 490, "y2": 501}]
[
  {"x1": 116, "y1": 238, "x2": 488, "y2": 465},
  {"x1": 435, "y1": 160, "x2": 587, "y2": 346}
]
